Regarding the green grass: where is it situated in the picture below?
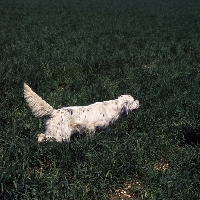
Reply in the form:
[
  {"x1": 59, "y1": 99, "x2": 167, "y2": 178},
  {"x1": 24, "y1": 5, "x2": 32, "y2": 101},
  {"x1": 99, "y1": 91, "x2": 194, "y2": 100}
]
[{"x1": 0, "y1": 0, "x2": 200, "y2": 199}]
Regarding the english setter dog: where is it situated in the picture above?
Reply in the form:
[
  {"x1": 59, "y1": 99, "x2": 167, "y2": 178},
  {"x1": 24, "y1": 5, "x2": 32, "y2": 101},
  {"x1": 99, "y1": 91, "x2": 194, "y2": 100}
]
[{"x1": 24, "y1": 83, "x2": 139, "y2": 142}]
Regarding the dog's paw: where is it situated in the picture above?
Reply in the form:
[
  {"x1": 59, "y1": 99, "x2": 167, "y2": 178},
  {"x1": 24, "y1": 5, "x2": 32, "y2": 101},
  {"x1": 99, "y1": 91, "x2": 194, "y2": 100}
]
[{"x1": 37, "y1": 133, "x2": 45, "y2": 142}]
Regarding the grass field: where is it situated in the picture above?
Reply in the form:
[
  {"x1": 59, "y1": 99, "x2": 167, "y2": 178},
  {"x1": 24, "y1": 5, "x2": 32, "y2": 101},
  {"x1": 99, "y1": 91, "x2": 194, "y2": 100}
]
[{"x1": 0, "y1": 0, "x2": 200, "y2": 199}]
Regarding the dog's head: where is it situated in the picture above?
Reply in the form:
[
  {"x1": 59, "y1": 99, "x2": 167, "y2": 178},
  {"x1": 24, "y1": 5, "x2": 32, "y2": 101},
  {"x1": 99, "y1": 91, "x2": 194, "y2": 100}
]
[{"x1": 118, "y1": 95, "x2": 139, "y2": 117}]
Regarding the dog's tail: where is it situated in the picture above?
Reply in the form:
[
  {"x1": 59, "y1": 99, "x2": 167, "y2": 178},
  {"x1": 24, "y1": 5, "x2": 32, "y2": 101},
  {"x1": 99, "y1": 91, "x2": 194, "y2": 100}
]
[{"x1": 24, "y1": 83, "x2": 54, "y2": 117}]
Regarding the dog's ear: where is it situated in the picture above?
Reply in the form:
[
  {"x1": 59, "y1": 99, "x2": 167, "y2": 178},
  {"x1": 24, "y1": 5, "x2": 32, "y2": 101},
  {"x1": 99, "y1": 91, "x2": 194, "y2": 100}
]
[{"x1": 121, "y1": 104, "x2": 128, "y2": 118}]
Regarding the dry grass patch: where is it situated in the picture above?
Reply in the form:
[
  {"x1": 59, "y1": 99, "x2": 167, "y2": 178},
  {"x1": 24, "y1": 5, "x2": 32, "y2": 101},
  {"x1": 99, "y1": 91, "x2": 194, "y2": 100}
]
[
  {"x1": 154, "y1": 161, "x2": 169, "y2": 171},
  {"x1": 109, "y1": 179, "x2": 143, "y2": 200}
]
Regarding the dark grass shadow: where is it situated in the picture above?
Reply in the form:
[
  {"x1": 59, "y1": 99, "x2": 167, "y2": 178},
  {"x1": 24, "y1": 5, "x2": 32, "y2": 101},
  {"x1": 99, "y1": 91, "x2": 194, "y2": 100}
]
[{"x1": 180, "y1": 127, "x2": 200, "y2": 146}]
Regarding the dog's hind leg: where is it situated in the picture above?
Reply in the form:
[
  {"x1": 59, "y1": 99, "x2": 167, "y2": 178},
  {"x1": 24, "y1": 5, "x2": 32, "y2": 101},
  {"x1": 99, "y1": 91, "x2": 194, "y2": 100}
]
[{"x1": 38, "y1": 133, "x2": 45, "y2": 142}]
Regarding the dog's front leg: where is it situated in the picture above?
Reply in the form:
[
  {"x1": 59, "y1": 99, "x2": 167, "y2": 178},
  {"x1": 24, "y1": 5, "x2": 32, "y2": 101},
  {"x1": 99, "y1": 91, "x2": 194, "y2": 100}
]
[{"x1": 87, "y1": 124, "x2": 96, "y2": 136}]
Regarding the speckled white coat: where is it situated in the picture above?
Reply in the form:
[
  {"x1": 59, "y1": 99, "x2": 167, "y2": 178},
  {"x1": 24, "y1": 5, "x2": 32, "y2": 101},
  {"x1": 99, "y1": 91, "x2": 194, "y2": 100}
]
[{"x1": 24, "y1": 83, "x2": 139, "y2": 142}]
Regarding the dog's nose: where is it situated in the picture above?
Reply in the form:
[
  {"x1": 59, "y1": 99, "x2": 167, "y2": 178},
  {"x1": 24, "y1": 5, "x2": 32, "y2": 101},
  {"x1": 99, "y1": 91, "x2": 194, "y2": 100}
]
[{"x1": 135, "y1": 100, "x2": 140, "y2": 108}]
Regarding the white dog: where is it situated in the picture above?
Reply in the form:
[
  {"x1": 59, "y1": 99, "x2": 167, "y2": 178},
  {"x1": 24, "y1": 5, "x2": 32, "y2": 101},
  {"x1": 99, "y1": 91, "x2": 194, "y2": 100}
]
[{"x1": 24, "y1": 83, "x2": 139, "y2": 142}]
